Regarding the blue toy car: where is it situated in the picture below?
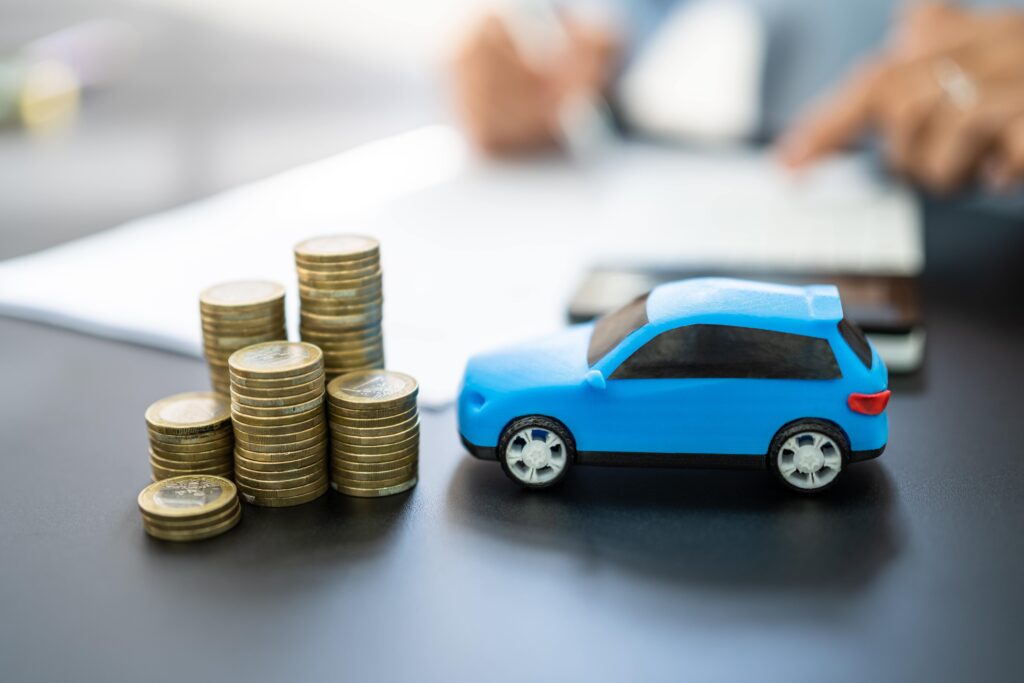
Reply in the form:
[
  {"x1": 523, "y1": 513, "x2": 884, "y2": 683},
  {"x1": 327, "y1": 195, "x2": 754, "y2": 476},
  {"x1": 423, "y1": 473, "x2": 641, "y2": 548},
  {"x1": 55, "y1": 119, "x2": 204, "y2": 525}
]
[{"x1": 458, "y1": 278, "x2": 890, "y2": 493}]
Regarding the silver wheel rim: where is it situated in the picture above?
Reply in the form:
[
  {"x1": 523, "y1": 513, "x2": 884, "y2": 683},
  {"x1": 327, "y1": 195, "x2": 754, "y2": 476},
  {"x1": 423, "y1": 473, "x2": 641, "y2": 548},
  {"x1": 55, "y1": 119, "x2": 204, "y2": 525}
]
[
  {"x1": 504, "y1": 426, "x2": 567, "y2": 485},
  {"x1": 777, "y1": 431, "x2": 842, "y2": 490}
]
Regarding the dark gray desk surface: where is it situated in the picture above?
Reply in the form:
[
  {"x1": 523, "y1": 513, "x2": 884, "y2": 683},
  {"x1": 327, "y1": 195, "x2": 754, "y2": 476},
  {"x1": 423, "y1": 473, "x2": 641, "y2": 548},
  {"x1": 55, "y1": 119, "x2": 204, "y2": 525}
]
[{"x1": 2, "y1": 3, "x2": 1024, "y2": 682}]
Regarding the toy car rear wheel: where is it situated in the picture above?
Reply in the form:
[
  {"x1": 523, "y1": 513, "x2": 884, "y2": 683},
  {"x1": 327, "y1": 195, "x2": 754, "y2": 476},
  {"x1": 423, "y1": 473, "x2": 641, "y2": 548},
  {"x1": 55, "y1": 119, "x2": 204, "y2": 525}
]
[
  {"x1": 769, "y1": 420, "x2": 848, "y2": 493},
  {"x1": 498, "y1": 416, "x2": 574, "y2": 489}
]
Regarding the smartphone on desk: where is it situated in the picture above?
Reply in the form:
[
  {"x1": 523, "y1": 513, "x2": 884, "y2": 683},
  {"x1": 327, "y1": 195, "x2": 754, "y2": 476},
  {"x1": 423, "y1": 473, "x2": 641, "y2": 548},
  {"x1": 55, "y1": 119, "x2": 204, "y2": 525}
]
[{"x1": 569, "y1": 267, "x2": 925, "y2": 374}]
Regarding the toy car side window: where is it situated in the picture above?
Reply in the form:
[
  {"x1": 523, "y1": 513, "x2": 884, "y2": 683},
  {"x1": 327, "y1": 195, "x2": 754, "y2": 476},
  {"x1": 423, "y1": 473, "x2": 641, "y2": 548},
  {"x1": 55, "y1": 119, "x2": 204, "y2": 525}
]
[{"x1": 609, "y1": 324, "x2": 842, "y2": 380}]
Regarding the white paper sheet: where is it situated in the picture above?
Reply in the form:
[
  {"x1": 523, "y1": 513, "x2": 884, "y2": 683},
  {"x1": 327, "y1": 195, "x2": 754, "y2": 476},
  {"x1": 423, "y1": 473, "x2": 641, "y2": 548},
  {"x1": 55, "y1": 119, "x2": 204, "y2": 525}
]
[{"x1": 0, "y1": 125, "x2": 921, "y2": 406}]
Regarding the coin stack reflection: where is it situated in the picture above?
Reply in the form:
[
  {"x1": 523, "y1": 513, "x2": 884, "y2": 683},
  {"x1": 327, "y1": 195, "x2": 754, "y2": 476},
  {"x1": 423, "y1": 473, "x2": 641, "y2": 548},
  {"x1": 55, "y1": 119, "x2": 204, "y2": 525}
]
[
  {"x1": 145, "y1": 392, "x2": 234, "y2": 481},
  {"x1": 200, "y1": 280, "x2": 287, "y2": 395},
  {"x1": 229, "y1": 341, "x2": 329, "y2": 507},
  {"x1": 294, "y1": 235, "x2": 384, "y2": 381},
  {"x1": 327, "y1": 370, "x2": 419, "y2": 497},
  {"x1": 138, "y1": 475, "x2": 241, "y2": 542}
]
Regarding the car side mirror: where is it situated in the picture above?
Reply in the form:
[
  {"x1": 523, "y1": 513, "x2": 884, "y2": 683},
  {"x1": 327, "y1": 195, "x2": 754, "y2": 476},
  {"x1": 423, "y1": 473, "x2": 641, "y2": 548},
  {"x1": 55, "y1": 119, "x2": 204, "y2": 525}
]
[{"x1": 585, "y1": 369, "x2": 606, "y2": 390}]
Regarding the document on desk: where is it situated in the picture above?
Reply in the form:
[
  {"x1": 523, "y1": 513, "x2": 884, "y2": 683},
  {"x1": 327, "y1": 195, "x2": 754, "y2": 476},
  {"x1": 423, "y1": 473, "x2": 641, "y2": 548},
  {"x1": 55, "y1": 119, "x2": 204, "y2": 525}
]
[{"x1": 0, "y1": 125, "x2": 921, "y2": 406}]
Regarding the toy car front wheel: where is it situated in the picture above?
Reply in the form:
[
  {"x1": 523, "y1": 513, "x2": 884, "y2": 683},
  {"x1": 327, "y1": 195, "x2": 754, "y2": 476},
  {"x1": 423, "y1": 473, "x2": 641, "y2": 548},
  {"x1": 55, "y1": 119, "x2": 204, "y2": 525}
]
[
  {"x1": 769, "y1": 420, "x2": 848, "y2": 493},
  {"x1": 498, "y1": 416, "x2": 574, "y2": 489}
]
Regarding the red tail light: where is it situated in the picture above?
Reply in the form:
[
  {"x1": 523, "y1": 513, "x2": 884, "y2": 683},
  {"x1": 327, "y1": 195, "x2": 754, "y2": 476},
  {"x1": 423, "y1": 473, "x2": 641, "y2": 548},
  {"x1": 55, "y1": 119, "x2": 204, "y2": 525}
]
[{"x1": 848, "y1": 390, "x2": 891, "y2": 415}]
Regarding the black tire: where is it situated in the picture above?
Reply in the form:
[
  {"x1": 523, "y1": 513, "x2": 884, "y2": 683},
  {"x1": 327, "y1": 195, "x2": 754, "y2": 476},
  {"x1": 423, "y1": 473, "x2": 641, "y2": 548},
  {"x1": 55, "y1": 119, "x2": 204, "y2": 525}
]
[
  {"x1": 497, "y1": 415, "x2": 575, "y2": 490},
  {"x1": 768, "y1": 419, "x2": 849, "y2": 494}
]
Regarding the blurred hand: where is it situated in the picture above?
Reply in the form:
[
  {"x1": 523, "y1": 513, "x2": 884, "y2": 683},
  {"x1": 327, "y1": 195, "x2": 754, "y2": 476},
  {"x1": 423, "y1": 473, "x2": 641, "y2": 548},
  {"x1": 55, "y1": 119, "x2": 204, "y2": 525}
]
[
  {"x1": 778, "y1": 3, "x2": 1024, "y2": 193},
  {"x1": 449, "y1": 12, "x2": 618, "y2": 156}
]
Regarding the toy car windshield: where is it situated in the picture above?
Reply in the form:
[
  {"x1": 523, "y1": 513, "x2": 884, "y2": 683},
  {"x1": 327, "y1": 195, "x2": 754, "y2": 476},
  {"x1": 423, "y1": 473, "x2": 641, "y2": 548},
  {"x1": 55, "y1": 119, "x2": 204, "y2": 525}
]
[{"x1": 587, "y1": 292, "x2": 650, "y2": 366}]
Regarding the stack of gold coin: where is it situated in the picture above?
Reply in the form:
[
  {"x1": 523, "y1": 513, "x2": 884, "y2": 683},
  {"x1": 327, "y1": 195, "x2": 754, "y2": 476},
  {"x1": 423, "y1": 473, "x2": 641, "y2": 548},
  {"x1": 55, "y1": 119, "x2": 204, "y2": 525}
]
[
  {"x1": 294, "y1": 235, "x2": 384, "y2": 381},
  {"x1": 229, "y1": 341, "x2": 329, "y2": 507},
  {"x1": 145, "y1": 391, "x2": 234, "y2": 481},
  {"x1": 137, "y1": 475, "x2": 241, "y2": 542},
  {"x1": 200, "y1": 280, "x2": 287, "y2": 395},
  {"x1": 327, "y1": 370, "x2": 419, "y2": 497}
]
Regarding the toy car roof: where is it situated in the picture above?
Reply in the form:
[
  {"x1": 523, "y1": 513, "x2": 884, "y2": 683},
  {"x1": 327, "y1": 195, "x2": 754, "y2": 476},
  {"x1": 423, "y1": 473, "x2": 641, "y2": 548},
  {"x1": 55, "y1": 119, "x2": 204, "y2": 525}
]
[{"x1": 646, "y1": 278, "x2": 844, "y2": 326}]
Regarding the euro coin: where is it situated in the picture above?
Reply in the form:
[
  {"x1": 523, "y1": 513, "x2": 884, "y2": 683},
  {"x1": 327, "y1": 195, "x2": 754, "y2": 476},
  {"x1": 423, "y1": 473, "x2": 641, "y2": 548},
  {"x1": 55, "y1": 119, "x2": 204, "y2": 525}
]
[
  {"x1": 234, "y1": 441, "x2": 327, "y2": 463},
  {"x1": 237, "y1": 477, "x2": 327, "y2": 499},
  {"x1": 240, "y1": 482, "x2": 328, "y2": 507},
  {"x1": 330, "y1": 443, "x2": 419, "y2": 463},
  {"x1": 143, "y1": 507, "x2": 241, "y2": 542},
  {"x1": 330, "y1": 477, "x2": 417, "y2": 498},
  {"x1": 231, "y1": 387, "x2": 324, "y2": 409},
  {"x1": 235, "y1": 467, "x2": 327, "y2": 491},
  {"x1": 229, "y1": 341, "x2": 323, "y2": 379},
  {"x1": 331, "y1": 415, "x2": 418, "y2": 437},
  {"x1": 229, "y1": 367, "x2": 324, "y2": 390},
  {"x1": 327, "y1": 371, "x2": 417, "y2": 409},
  {"x1": 230, "y1": 414, "x2": 324, "y2": 437},
  {"x1": 329, "y1": 423, "x2": 418, "y2": 447},
  {"x1": 142, "y1": 500, "x2": 240, "y2": 530},
  {"x1": 145, "y1": 391, "x2": 231, "y2": 436},
  {"x1": 199, "y1": 280, "x2": 285, "y2": 312},
  {"x1": 234, "y1": 459, "x2": 325, "y2": 481},
  {"x1": 138, "y1": 475, "x2": 237, "y2": 521},
  {"x1": 294, "y1": 235, "x2": 379, "y2": 263},
  {"x1": 235, "y1": 450, "x2": 326, "y2": 473},
  {"x1": 331, "y1": 452, "x2": 417, "y2": 472}
]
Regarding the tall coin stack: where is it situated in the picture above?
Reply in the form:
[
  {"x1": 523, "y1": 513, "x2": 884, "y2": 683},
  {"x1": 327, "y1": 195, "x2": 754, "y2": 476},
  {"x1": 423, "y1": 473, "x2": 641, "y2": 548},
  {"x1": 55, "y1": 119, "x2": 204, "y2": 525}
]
[
  {"x1": 200, "y1": 280, "x2": 287, "y2": 395},
  {"x1": 294, "y1": 235, "x2": 384, "y2": 381},
  {"x1": 145, "y1": 391, "x2": 234, "y2": 481},
  {"x1": 228, "y1": 341, "x2": 329, "y2": 507},
  {"x1": 138, "y1": 475, "x2": 241, "y2": 542},
  {"x1": 327, "y1": 370, "x2": 419, "y2": 497}
]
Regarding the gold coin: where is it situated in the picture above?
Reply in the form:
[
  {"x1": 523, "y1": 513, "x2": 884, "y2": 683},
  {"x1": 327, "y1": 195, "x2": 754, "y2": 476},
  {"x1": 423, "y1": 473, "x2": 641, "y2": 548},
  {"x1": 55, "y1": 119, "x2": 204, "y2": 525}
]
[
  {"x1": 228, "y1": 379, "x2": 324, "y2": 400},
  {"x1": 201, "y1": 317, "x2": 285, "y2": 333},
  {"x1": 297, "y1": 265, "x2": 381, "y2": 282},
  {"x1": 204, "y1": 332, "x2": 286, "y2": 350},
  {"x1": 230, "y1": 414, "x2": 324, "y2": 437},
  {"x1": 199, "y1": 280, "x2": 285, "y2": 312},
  {"x1": 331, "y1": 462, "x2": 417, "y2": 483},
  {"x1": 149, "y1": 446, "x2": 232, "y2": 466},
  {"x1": 228, "y1": 341, "x2": 323, "y2": 379},
  {"x1": 239, "y1": 482, "x2": 328, "y2": 507},
  {"x1": 147, "y1": 431, "x2": 233, "y2": 451},
  {"x1": 145, "y1": 391, "x2": 231, "y2": 436},
  {"x1": 299, "y1": 303, "x2": 383, "y2": 320},
  {"x1": 231, "y1": 396, "x2": 324, "y2": 418},
  {"x1": 331, "y1": 451, "x2": 417, "y2": 472},
  {"x1": 142, "y1": 500, "x2": 240, "y2": 531},
  {"x1": 235, "y1": 450, "x2": 326, "y2": 472},
  {"x1": 331, "y1": 414, "x2": 418, "y2": 437},
  {"x1": 330, "y1": 422, "x2": 418, "y2": 447},
  {"x1": 327, "y1": 370, "x2": 417, "y2": 410},
  {"x1": 143, "y1": 507, "x2": 241, "y2": 542},
  {"x1": 235, "y1": 467, "x2": 327, "y2": 491},
  {"x1": 237, "y1": 476, "x2": 328, "y2": 498},
  {"x1": 147, "y1": 426, "x2": 233, "y2": 447},
  {"x1": 294, "y1": 235, "x2": 379, "y2": 262},
  {"x1": 199, "y1": 304, "x2": 284, "y2": 323},
  {"x1": 309, "y1": 337, "x2": 383, "y2": 352},
  {"x1": 234, "y1": 458, "x2": 326, "y2": 481},
  {"x1": 294, "y1": 249, "x2": 379, "y2": 266},
  {"x1": 138, "y1": 475, "x2": 237, "y2": 520},
  {"x1": 229, "y1": 367, "x2": 324, "y2": 390},
  {"x1": 231, "y1": 387, "x2": 324, "y2": 410},
  {"x1": 327, "y1": 404, "x2": 417, "y2": 423},
  {"x1": 234, "y1": 430, "x2": 327, "y2": 453},
  {"x1": 331, "y1": 477, "x2": 417, "y2": 498},
  {"x1": 234, "y1": 441, "x2": 327, "y2": 462},
  {"x1": 299, "y1": 310, "x2": 382, "y2": 328},
  {"x1": 331, "y1": 442, "x2": 419, "y2": 463},
  {"x1": 297, "y1": 281, "x2": 381, "y2": 298},
  {"x1": 233, "y1": 422, "x2": 326, "y2": 446},
  {"x1": 230, "y1": 407, "x2": 325, "y2": 429},
  {"x1": 150, "y1": 460, "x2": 233, "y2": 481}
]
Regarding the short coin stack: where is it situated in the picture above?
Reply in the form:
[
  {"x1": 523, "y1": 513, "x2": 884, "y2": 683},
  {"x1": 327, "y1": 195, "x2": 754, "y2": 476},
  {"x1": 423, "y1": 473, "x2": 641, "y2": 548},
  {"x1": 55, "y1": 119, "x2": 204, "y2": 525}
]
[
  {"x1": 327, "y1": 370, "x2": 419, "y2": 497},
  {"x1": 295, "y1": 235, "x2": 384, "y2": 381},
  {"x1": 138, "y1": 475, "x2": 241, "y2": 542},
  {"x1": 200, "y1": 280, "x2": 287, "y2": 395},
  {"x1": 229, "y1": 341, "x2": 329, "y2": 507},
  {"x1": 145, "y1": 391, "x2": 234, "y2": 481}
]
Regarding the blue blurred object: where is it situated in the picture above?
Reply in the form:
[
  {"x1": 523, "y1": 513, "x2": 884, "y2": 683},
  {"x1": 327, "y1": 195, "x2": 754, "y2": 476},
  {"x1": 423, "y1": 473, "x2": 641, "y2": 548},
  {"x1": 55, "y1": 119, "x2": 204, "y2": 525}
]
[{"x1": 459, "y1": 277, "x2": 889, "y2": 492}]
